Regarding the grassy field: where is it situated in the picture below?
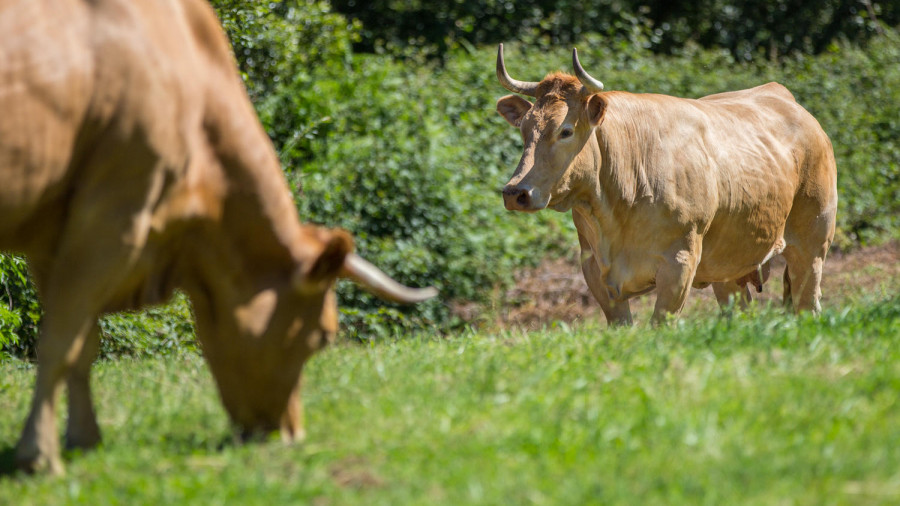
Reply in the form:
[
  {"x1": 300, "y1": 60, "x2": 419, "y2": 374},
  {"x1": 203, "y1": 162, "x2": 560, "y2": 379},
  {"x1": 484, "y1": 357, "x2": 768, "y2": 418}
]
[{"x1": 1, "y1": 292, "x2": 899, "y2": 504}]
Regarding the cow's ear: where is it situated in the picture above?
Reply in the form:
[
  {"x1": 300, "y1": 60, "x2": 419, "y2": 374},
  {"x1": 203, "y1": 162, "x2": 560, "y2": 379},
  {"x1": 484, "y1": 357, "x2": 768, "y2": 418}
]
[
  {"x1": 497, "y1": 95, "x2": 533, "y2": 127},
  {"x1": 296, "y1": 229, "x2": 354, "y2": 290},
  {"x1": 586, "y1": 94, "x2": 607, "y2": 127}
]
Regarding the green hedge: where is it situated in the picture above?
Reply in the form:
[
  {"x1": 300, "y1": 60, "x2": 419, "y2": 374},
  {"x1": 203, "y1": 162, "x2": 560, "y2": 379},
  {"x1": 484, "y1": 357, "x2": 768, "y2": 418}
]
[{"x1": 0, "y1": 255, "x2": 40, "y2": 359}]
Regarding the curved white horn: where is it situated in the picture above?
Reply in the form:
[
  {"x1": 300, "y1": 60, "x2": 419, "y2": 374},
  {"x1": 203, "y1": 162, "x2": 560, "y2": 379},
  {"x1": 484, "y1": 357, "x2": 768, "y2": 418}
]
[
  {"x1": 342, "y1": 253, "x2": 438, "y2": 304},
  {"x1": 497, "y1": 43, "x2": 540, "y2": 97},
  {"x1": 572, "y1": 48, "x2": 604, "y2": 93}
]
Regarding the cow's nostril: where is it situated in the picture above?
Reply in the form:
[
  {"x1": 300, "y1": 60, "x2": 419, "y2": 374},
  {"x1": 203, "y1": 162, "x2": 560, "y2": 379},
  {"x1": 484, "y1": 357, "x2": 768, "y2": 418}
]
[{"x1": 516, "y1": 192, "x2": 529, "y2": 206}]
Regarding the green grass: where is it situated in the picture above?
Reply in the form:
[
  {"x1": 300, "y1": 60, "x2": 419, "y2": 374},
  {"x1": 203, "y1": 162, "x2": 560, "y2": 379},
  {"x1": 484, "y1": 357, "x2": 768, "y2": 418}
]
[{"x1": 1, "y1": 297, "x2": 900, "y2": 504}]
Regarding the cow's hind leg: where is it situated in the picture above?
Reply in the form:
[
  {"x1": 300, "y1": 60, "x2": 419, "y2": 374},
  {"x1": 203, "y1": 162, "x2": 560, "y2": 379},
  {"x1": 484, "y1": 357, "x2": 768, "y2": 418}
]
[
  {"x1": 782, "y1": 264, "x2": 793, "y2": 311},
  {"x1": 782, "y1": 246, "x2": 825, "y2": 313},
  {"x1": 782, "y1": 169, "x2": 836, "y2": 314},
  {"x1": 712, "y1": 281, "x2": 751, "y2": 310},
  {"x1": 65, "y1": 324, "x2": 102, "y2": 451},
  {"x1": 783, "y1": 209, "x2": 833, "y2": 314}
]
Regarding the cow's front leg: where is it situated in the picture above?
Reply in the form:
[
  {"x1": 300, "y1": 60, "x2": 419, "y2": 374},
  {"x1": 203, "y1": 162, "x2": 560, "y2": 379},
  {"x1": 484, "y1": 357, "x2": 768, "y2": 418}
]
[
  {"x1": 280, "y1": 379, "x2": 306, "y2": 444},
  {"x1": 652, "y1": 240, "x2": 701, "y2": 325},
  {"x1": 580, "y1": 248, "x2": 632, "y2": 326},
  {"x1": 65, "y1": 324, "x2": 102, "y2": 451},
  {"x1": 16, "y1": 313, "x2": 97, "y2": 474}
]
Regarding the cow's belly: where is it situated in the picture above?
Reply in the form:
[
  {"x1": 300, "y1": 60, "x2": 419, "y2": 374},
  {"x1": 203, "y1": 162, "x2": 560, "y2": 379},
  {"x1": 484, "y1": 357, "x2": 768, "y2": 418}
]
[{"x1": 695, "y1": 214, "x2": 788, "y2": 282}]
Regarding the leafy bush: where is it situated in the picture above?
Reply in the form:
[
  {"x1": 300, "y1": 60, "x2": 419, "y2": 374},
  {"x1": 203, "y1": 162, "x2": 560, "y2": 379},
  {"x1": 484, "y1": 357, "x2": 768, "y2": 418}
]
[
  {"x1": 98, "y1": 293, "x2": 198, "y2": 359},
  {"x1": 211, "y1": 0, "x2": 360, "y2": 169},
  {"x1": 211, "y1": 0, "x2": 359, "y2": 101},
  {"x1": 778, "y1": 32, "x2": 900, "y2": 246},
  {"x1": 0, "y1": 254, "x2": 41, "y2": 359}
]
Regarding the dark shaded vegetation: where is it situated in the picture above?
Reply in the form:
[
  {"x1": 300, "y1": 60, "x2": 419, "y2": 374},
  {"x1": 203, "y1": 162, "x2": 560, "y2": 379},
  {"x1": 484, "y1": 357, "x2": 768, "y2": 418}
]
[{"x1": 332, "y1": 0, "x2": 898, "y2": 60}]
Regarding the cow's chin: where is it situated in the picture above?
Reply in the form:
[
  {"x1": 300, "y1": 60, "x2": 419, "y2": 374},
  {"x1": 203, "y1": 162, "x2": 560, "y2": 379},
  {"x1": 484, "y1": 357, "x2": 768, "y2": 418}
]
[
  {"x1": 213, "y1": 367, "x2": 308, "y2": 443},
  {"x1": 200, "y1": 326, "x2": 332, "y2": 445},
  {"x1": 230, "y1": 388, "x2": 306, "y2": 444}
]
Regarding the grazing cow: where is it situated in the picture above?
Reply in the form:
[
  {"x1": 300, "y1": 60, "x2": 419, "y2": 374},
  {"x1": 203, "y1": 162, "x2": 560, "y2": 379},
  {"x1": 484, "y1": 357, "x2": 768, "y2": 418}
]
[
  {"x1": 495, "y1": 44, "x2": 836, "y2": 325},
  {"x1": 0, "y1": 0, "x2": 436, "y2": 473}
]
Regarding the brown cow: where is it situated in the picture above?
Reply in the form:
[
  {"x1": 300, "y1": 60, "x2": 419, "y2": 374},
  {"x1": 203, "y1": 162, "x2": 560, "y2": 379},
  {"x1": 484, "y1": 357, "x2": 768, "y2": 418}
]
[
  {"x1": 0, "y1": 0, "x2": 435, "y2": 473},
  {"x1": 495, "y1": 44, "x2": 836, "y2": 325}
]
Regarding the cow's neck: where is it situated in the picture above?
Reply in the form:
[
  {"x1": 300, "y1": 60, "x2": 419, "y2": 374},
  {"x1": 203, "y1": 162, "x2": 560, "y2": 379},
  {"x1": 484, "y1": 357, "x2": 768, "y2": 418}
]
[
  {"x1": 582, "y1": 110, "x2": 656, "y2": 241},
  {"x1": 167, "y1": 102, "x2": 312, "y2": 304},
  {"x1": 201, "y1": 85, "x2": 314, "y2": 281},
  {"x1": 568, "y1": 130, "x2": 618, "y2": 240}
]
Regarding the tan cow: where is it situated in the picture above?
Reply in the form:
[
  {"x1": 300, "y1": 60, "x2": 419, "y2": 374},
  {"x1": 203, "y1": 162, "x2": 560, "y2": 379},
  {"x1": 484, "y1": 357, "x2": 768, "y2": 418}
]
[
  {"x1": 0, "y1": 0, "x2": 436, "y2": 474},
  {"x1": 495, "y1": 44, "x2": 836, "y2": 325}
]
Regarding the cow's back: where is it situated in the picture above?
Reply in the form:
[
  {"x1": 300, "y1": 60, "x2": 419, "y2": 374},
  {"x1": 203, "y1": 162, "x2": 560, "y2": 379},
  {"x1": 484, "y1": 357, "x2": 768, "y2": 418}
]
[
  {"x1": 598, "y1": 83, "x2": 835, "y2": 282},
  {"x1": 0, "y1": 0, "x2": 232, "y2": 254}
]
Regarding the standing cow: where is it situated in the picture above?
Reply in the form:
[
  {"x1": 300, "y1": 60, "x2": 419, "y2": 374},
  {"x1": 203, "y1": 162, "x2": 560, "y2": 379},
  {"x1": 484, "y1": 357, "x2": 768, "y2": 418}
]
[
  {"x1": 0, "y1": 0, "x2": 435, "y2": 474},
  {"x1": 495, "y1": 44, "x2": 836, "y2": 325}
]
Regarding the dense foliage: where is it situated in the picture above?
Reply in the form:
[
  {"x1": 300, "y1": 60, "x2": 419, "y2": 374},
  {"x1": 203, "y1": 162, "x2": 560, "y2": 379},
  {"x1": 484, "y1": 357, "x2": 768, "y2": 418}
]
[
  {"x1": 332, "y1": 0, "x2": 898, "y2": 60},
  {"x1": 2, "y1": 1, "x2": 899, "y2": 356},
  {"x1": 0, "y1": 255, "x2": 40, "y2": 359}
]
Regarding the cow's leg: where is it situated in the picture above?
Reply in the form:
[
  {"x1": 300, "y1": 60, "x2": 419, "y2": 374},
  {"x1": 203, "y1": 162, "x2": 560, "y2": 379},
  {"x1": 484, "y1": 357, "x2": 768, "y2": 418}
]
[
  {"x1": 783, "y1": 213, "x2": 831, "y2": 314},
  {"x1": 280, "y1": 380, "x2": 306, "y2": 443},
  {"x1": 782, "y1": 264, "x2": 793, "y2": 311},
  {"x1": 782, "y1": 247, "x2": 825, "y2": 313},
  {"x1": 578, "y1": 240, "x2": 632, "y2": 326},
  {"x1": 15, "y1": 312, "x2": 97, "y2": 474},
  {"x1": 712, "y1": 281, "x2": 751, "y2": 310},
  {"x1": 782, "y1": 181, "x2": 835, "y2": 314},
  {"x1": 652, "y1": 238, "x2": 701, "y2": 325},
  {"x1": 16, "y1": 218, "x2": 136, "y2": 473},
  {"x1": 65, "y1": 324, "x2": 102, "y2": 451}
]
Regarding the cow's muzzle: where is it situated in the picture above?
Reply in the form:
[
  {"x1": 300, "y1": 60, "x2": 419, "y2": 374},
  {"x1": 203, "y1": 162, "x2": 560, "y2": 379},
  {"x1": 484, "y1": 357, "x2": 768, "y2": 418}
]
[{"x1": 502, "y1": 184, "x2": 543, "y2": 212}]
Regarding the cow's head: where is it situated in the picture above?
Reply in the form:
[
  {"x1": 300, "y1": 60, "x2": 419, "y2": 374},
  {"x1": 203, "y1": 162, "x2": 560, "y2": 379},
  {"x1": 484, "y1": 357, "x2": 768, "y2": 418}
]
[
  {"x1": 187, "y1": 223, "x2": 436, "y2": 441},
  {"x1": 496, "y1": 44, "x2": 608, "y2": 212}
]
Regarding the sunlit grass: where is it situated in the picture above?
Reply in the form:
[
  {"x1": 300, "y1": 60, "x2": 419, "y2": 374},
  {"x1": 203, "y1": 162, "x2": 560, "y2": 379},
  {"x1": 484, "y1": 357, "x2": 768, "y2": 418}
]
[{"x1": 1, "y1": 296, "x2": 899, "y2": 504}]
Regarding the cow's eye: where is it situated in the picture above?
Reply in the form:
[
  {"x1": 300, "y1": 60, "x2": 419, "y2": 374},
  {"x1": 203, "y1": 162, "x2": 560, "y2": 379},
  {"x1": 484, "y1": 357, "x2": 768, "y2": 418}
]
[{"x1": 560, "y1": 128, "x2": 574, "y2": 139}]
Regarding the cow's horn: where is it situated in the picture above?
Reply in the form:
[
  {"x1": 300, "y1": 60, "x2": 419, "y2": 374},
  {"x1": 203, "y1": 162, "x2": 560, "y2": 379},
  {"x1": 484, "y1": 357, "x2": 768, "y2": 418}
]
[
  {"x1": 497, "y1": 43, "x2": 539, "y2": 97},
  {"x1": 342, "y1": 253, "x2": 438, "y2": 304},
  {"x1": 572, "y1": 48, "x2": 604, "y2": 93}
]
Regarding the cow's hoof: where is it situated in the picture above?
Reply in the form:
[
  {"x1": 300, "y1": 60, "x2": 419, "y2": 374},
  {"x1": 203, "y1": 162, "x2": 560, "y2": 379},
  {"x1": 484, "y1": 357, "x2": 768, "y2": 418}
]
[
  {"x1": 65, "y1": 427, "x2": 102, "y2": 452},
  {"x1": 281, "y1": 426, "x2": 306, "y2": 444},
  {"x1": 15, "y1": 449, "x2": 64, "y2": 475}
]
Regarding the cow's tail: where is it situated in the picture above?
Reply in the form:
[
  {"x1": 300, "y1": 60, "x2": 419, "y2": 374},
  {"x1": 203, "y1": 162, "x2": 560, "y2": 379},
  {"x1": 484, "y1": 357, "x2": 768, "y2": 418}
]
[{"x1": 782, "y1": 265, "x2": 793, "y2": 310}]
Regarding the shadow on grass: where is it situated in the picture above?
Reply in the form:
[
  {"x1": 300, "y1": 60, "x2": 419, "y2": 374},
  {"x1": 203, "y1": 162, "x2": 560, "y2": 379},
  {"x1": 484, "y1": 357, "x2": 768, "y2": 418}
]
[
  {"x1": 154, "y1": 431, "x2": 242, "y2": 455},
  {"x1": 0, "y1": 430, "x2": 243, "y2": 479},
  {"x1": 0, "y1": 445, "x2": 19, "y2": 478}
]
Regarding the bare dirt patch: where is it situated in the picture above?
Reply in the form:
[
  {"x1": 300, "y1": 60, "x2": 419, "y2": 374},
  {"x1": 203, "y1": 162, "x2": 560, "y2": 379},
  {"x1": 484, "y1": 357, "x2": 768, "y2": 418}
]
[
  {"x1": 485, "y1": 242, "x2": 900, "y2": 330},
  {"x1": 329, "y1": 456, "x2": 384, "y2": 490}
]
